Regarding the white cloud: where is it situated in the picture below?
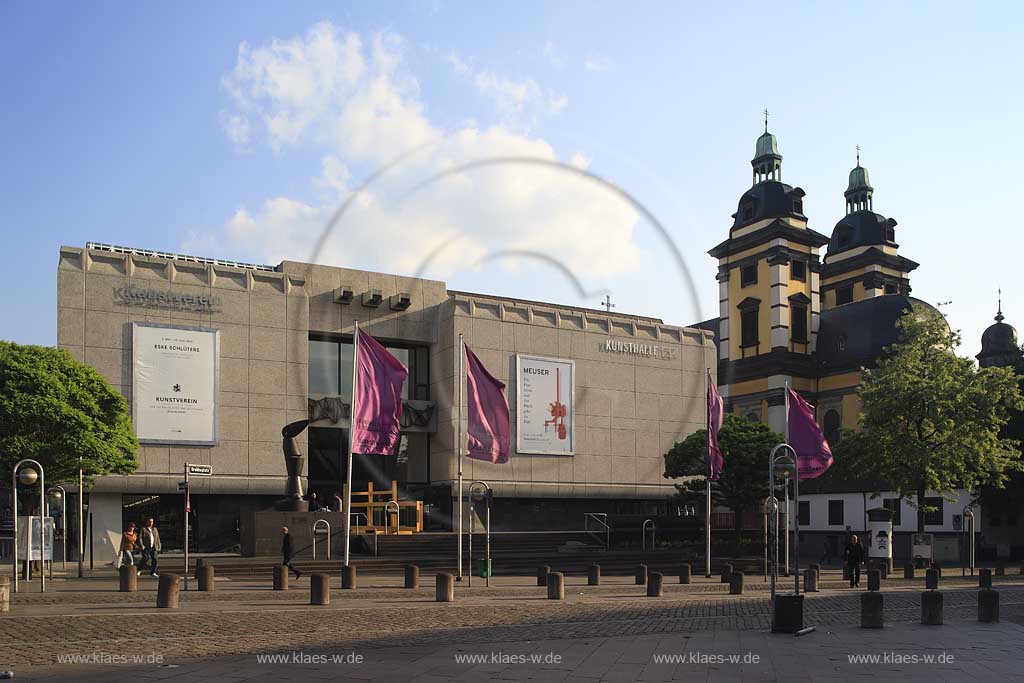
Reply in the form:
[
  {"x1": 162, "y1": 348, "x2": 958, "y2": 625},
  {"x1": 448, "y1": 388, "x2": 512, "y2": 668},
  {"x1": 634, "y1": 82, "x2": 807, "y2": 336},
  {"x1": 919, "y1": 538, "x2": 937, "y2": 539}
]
[
  {"x1": 209, "y1": 22, "x2": 639, "y2": 282},
  {"x1": 584, "y1": 55, "x2": 611, "y2": 72},
  {"x1": 446, "y1": 50, "x2": 568, "y2": 128},
  {"x1": 542, "y1": 40, "x2": 566, "y2": 69}
]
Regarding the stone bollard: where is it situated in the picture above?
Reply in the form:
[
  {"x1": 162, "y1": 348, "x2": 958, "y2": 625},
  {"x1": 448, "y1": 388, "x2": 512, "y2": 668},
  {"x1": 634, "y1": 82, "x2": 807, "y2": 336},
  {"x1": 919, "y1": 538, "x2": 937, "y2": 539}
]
[
  {"x1": 119, "y1": 564, "x2": 138, "y2": 593},
  {"x1": 273, "y1": 565, "x2": 289, "y2": 591},
  {"x1": 647, "y1": 572, "x2": 664, "y2": 597},
  {"x1": 809, "y1": 562, "x2": 820, "y2": 574},
  {"x1": 341, "y1": 564, "x2": 357, "y2": 590},
  {"x1": 861, "y1": 591, "x2": 884, "y2": 628},
  {"x1": 804, "y1": 568, "x2": 819, "y2": 593},
  {"x1": 876, "y1": 562, "x2": 889, "y2": 580},
  {"x1": 720, "y1": 563, "x2": 733, "y2": 583},
  {"x1": 679, "y1": 563, "x2": 691, "y2": 585},
  {"x1": 547, "y1": 572, "x2": 565, "y2": 600},
  {"x1": 925, "y1": 568, "x2": 939, "y2": 590},
  {"x1": 156, "y1": 574, "x2": 180, "y2": 609},
  {"x1": 404, "y1": 564, "x2": 420, "y2": 589},
  {"x1": 537, "y1": 565, "x2": 550, "y2": 587},
  {"x1": 635, "y1": 564, "x2": 648, "y2": 585},
  {"x1": 772, "y1": 594, "x2": 804, "y2": 633},
  {"x1": 915, "y1": 557, "x2": 926, "y2": 569},
  {"x1": 995, "y1": 564, "x2": 1006, "y2": 577},
  {"x1": 310, "y1": 574, "x2": 330, "y2": 606},
  {"x1": 904, "y1": 563, "x2": 915, "y2": 580},
  {"x1": 979, "y1": 568, "x2": 992, "y2": 589},
  {"x1": 921, "y1": 590, "x2": 943, "y2": 625},
  {"x1": 197, "y1": 564, "x2": 215, "y2": 592},
  {"x1": 931, "y1": 563, "x2": 942, "y2": 577},
  {"x1": 867, "y1": 569, "x2": 881, "y2": 592},
  {"x1": 0, "y1": 576, "x2": 9, "y2": 613},
  {"x1": 436, "y1": 573, "x2": 455, "y2": 602},
  {"x1": 978, "y1": 589, "x2": 999, "y2": 623},
  {"x1": 588, "y1": 563, "x2": 601, "y2": 586},
  {"x1": 843, "y1": 564, "x2": 851, "y2": 581},
  {"x1": 729, "y1": 571, "x2": 744, "y2": 595},
  {"x1": 193, "y1": 557, "x2": 205, "y2": 580}
]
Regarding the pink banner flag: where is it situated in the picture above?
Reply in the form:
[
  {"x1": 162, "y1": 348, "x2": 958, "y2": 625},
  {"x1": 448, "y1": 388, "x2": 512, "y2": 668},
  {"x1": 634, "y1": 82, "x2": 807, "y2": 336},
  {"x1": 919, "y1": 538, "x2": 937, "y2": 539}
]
[
  {"x1": 465, "y1": 344, "x2": 511, "y2": 463},
  {"x1": 787, "y1": 388, "x2": 834, "y2": 479},
  {"x1": 707, "y1": 380, "x2": 725, "y2": 481},
  {"x1": 351, "y1": 328, "x2": 409, "y2": 455}
]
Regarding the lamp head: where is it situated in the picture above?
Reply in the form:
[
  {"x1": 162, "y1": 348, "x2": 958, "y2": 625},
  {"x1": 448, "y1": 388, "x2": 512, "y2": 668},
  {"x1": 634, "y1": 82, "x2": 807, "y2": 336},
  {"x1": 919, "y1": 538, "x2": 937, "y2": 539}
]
[{"x1": 17, "y1": 468, "x2": 39, "y2": 487}]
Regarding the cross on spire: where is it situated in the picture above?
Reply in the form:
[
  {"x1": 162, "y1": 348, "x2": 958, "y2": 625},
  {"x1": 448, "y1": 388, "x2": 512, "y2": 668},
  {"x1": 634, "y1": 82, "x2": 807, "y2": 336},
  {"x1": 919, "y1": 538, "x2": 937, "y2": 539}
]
[
  {"x1": 763, "y1": 108, "x2": 769, "y2": 132},
  {"x1": 602, "y1": 294, "x2": 616, "y2": 314},
  {"x1": 997, "y1": 288, "x2": 1004, "y2": 322},
  {"x1": 856, "y1": 144, "x2": 861, "y2": 166}
]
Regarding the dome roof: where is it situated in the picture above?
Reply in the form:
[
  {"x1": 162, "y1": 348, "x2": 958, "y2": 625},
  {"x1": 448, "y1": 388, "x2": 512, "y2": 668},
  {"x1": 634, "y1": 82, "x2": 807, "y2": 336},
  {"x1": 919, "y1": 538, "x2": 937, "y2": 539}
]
[
  {"x1": 978, "y1": 311, "x2": 1019, "y2": 362},
  {"x1": 818, "y1": 296, "x2": 940, "y2": 373},
  {"x1": 847, "y1": 165, "x2": 872, "y2": 192},
  {"x1": 755, "y1": 132, "x2": 780, "y2": 159},
  {"x1": 731, "y1": 180, "x2": 806, "y2": 229},
  {"x1": 826, "y1": 210, "x2": 897, "y2": 255}
]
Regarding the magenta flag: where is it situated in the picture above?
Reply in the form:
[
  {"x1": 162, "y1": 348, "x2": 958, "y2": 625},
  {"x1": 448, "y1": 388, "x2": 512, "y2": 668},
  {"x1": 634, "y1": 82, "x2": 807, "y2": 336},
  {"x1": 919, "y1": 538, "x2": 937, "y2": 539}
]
[
  {"x1": 787, "y1": 388, "x2": 834, "y2": 479},
  {"x1": 351, "y1": 328, "x2": 409, "y2": 455},
  {"x1": 465, "y1": 344, "x2": 511, "y2": 463},
  {"x1": 707, "y1": 380, "x2": 725, "y2": 481}
]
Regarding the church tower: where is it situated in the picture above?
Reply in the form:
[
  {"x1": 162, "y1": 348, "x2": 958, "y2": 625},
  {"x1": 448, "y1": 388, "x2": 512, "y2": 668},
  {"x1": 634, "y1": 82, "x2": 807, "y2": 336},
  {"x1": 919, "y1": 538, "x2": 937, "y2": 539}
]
[
  {"x1": 978, "y1": 294, "x2": 1024, "y2": 371},
  {"x1": 820, "y1": 153, "x2": 919, "y2": 307},
  {"x1": 708, "y1": 120, "x2": 830, "y2": 433}
]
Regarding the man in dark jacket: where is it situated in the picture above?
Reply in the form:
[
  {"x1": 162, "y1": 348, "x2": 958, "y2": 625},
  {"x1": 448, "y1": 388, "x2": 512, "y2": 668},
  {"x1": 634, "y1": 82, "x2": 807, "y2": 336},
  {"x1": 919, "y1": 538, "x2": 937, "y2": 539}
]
[
  {"x1": 844, "y1": 534, "x2": 865, "y2": 588},
  {"x1": 281, "y1": 526, "x2": 301, "y2": 579}
]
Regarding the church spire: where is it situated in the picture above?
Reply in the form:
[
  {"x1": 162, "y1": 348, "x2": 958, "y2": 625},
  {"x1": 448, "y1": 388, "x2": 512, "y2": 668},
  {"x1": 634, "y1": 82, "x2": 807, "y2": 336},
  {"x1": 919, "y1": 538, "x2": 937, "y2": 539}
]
[
  {"x1": 751, "y1": 110, "x2": 782, "y2": 185},
  {"x1": 845, "y1": 145, "x2": 874, "y2": 214},
  {"x1": 996, "y1": 288, "x2": 1005, "y2": 323}
]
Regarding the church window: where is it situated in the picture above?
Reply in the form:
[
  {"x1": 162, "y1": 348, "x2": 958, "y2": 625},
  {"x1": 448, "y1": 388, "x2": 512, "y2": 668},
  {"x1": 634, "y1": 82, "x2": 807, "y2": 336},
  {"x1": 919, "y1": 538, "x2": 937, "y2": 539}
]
[
  {"x1": 791, "y1": 260, "x2": 806, "y2": 281},
  {"x1": 741, "y1": 309, "x2": 759, "y2": 347},
  {"x1": 741, "y1": 264, "x2": 757, "y2": 287},
  {"x1": 793, "y1": 199, "x2": 803, "y2": 213},
  {"x1": 823, "y1": 409, "x2": 841, "y2": 445},
  {"x1": 836, "y1": 286, "x2": 854, "y2": 305},
  {"x1": 791, "y1": 304, "x2": 808, "y2": 342},
  {"x1": 885, "y1": 284, "x2": 898, "y2": 295}
]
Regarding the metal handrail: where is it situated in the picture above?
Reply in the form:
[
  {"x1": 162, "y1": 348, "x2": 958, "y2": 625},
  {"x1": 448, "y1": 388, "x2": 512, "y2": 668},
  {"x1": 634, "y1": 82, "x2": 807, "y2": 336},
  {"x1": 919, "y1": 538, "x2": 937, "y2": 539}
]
[
  {"x1": 312, "y1": 519, "x2": 331, "y2": 560},
  {"x1": 642, "y1": 519, "x2": 656, "y2": 551},
  {"x1": 383, "y1": 501, "x2": 400, "y2": 536},
  {"x1": 584, "y1": 512, "x2": 611, "y2": 551},
  {"x1": 348, "y1": 512, "x2": 367, "y2": 534}
]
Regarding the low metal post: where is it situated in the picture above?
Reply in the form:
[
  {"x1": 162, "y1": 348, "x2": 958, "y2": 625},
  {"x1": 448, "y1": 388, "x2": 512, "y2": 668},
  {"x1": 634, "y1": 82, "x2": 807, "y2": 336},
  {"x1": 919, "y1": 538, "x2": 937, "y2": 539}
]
[{"x1": 312, "y1": 519, "x2": 331, "y2": 560}]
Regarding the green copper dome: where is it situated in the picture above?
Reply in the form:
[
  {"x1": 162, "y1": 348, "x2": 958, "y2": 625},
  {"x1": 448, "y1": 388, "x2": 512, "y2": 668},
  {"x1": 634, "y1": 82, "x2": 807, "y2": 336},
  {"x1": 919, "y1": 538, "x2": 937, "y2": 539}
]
[
  {"x1": 847, "y1": 165, "x2": 872, "y2": 192},
  {"x1": 755, "y1": 131, "x2": 780, "y2": 159}
]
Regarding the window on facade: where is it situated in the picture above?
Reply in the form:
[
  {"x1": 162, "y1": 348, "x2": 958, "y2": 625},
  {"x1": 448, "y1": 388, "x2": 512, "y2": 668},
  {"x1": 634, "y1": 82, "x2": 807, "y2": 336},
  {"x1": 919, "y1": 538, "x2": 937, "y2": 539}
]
[
  {"x1": 791, "y1": 304, "x2": 808, "y2": 342},
  {"x1": 828, "y1": 499, "x2": 844, "y2": 526},
  {"x1": 793, "y1": 199, "x2": 803, "y2": 214},
  {"x1": 741, "y1": 309, "x2": 759, "y2": 347},
  {"x1": 308, "y1": 340, "x2": 341, "y2": 396},
  {"x1": 308, "y1": 336, "x2": 429, "y2": 401},
  {"x1": 924, "y1": 497, "x2": 944, "y2": 526},
  {"x1": 836, "y1": 287, "x2": 854, "y2": 305},
  {"x1": 741, "y1": 264, "x2": 757, "y2": 287},
  {"x1": 791, "y1": 260, "x2": 806, "y2": 281},
  {"x1": 883, "y1": 498, "x2": 902, "y2": 526},
  {"x1": 823, "y1": 409, "x2": 841, "y2": 445},
  {"x1": 798, "y1": 500, "x2": 810, "y2": 526}
]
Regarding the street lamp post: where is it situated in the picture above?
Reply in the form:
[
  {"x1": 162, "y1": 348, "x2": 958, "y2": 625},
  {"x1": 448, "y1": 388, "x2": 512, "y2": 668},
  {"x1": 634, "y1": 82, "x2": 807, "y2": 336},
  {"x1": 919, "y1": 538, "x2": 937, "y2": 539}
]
[
  {"x1": 78, "y1": 456, "x2": 84, "y2": 578},
  {"x1": 12, "y1": 459, "x2": 45, "y2": 593},
  {"x1": 963, "y1": 506, "x2": 975, "y2": 576},
  {"x1": 48, "y1": 485, "x2": 67, "y2": 572},
  {"x1": 467, "y1": 481, "x2": 492, "y2": 588}
]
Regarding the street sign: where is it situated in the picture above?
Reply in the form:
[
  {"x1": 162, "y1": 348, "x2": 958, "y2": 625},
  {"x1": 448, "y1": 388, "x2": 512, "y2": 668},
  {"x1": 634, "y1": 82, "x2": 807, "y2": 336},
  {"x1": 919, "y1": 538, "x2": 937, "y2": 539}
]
[{"x1": 186, "y1": 464, "x2": 213, "y2": 476}]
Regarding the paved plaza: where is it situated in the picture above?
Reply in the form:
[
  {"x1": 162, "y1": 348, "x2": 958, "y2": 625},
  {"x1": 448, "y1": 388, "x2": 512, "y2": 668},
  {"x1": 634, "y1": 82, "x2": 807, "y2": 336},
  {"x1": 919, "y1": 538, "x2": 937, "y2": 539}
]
[{"x1": 2, "y1": 570, "x2": 1024, "y2": 681}]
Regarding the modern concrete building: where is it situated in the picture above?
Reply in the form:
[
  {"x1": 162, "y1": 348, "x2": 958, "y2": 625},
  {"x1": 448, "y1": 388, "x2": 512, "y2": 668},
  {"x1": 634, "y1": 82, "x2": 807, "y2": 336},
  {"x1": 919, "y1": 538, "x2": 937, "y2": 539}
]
[{"x1": 57, "y1": 242, "x2": 714, "y2": 554}]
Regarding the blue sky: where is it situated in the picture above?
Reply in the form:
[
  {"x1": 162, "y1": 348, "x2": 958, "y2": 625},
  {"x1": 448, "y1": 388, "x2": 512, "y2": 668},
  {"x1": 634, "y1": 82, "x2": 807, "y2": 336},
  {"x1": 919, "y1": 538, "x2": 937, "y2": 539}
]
[{"x1": 3, "y1": 1, "x2": 1022, "y2": 356}]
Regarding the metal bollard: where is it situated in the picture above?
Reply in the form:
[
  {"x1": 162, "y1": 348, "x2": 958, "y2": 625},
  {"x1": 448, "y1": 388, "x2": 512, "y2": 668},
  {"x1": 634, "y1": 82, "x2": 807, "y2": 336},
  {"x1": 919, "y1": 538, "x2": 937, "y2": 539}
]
[
  {"x1": 537, "y1": 565, "x2": 550, "y2": 587},
  {"x1": 867, "y1": 569, "x2": 881, "y2": 592},
  {"x1": 804, "y1": 568, "x2": 818, "y2": 593},
  {"x1": 635, "y1": 563, "x2": 648, "y2": 585},
  {"x1": 588, "y1": 563, "x2": 601, "y2": 586},
  {"x1": 341, "y1": 564, "x2": 357, "y2": 590},
  {"x1": 729, "y1": 571, "x2": 744, "y2": 595},
  {"x1": 119, "y1": 565, "x2": 138, "y2": 593},
  {"x1": 921, "y1": 590, "x2": 943, "y2": 625},
  {"x1": 930, "y1": 563, "x2": 942, "y2": 578},
  {"x1": 0, "y1": 576, "x2": 9, "y2": 613},
  {"x1": 436, "y1": 573, "x2": 455, "y2": 602},
  {"x1": 310, "y1": 574, "x2": 330, "y2": 606},
  {"x1": 679, "y1": 563, "x2": 691, "y2": 584},
  {"x1": 547, "y1": 571, "x2": 565, "y2": 600},
  {"x1": 197, "y1": 564, "x2": 215, "y2": 592},
  {"x1": 861, "y1": 591, "x2": 884, "y2": 628},
  {"x1": 647, "y1": 572, "x2": 664, "y2": 597},
  {"x1": 273, "y1": 565, "x2": 289, "y2": 591},
  {"x1": 979, "y1": 568, "x2": 992, "y2": 589},
  {"x1": 156, "y1": 574, "x2": 180, "y2": 609},
  {"x1": 904, "y1": 563, "x2": 915, "y2": 580},
  {"x1": 720, "y1": 563, "x2": 733, "y2": 583},
  {"x1": 925, "y1": 568, "x2": 939, "y2": 590},
  {"x1": 809, "y1": 562, "x2": 820, "y2": 574},
  {"x1": 404, "y1": 564, "x2": 419, "y2": 589},
  {"x1": 978, "y1": 589, "x2": 999, "y2": 623}
]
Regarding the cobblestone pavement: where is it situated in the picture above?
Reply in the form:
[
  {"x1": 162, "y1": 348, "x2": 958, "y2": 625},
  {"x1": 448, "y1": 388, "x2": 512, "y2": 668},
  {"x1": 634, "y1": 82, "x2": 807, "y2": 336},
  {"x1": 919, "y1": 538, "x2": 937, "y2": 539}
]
[{"x1": 2, "y1": 573, "x2": 1024, "y2": 680}]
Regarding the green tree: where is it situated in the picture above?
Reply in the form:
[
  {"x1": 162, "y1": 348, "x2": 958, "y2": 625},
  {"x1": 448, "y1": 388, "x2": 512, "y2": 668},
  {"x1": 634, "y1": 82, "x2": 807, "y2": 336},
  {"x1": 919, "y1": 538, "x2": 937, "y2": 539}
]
[
  {"x1": 834, "y1": 306, "x2": 1024, "y2": 531},
  {"x1": 0, "y1": 342, "x2": 138, "y2": 492},
  {"x1": 663, "y1": 413, "x2": 781, "y2": 541}
]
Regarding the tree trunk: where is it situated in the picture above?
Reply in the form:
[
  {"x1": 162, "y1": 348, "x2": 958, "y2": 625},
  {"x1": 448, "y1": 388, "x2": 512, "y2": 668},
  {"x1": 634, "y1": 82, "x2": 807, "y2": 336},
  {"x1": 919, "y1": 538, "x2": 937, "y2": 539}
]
[{"x1": 916, "y1": 483, "x2": 926, "y2": 533}]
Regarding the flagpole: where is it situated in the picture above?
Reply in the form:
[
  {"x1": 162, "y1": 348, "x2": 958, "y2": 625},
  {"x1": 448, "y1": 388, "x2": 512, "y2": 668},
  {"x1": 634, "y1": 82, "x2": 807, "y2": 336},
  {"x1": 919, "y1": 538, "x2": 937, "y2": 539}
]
[
  {"x1": 705, "y1": 367, "x2": 712, "y2": 579},
  {"x1": 457, "y1": 333, "x2": 465, "y2": 581},
  {"x1": 783, "y1": 382, "x2": 790, "y2": 577},
  {"x1": 343, "y1": 320, "x2": 360, "y2": 568}
]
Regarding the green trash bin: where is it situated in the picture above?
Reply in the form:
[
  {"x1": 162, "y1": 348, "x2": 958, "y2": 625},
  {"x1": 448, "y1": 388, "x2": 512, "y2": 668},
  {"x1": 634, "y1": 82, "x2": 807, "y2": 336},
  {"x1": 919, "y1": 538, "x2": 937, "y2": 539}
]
[{"x1": 476, "y1": 558, "x2": 493, "y2": 578}]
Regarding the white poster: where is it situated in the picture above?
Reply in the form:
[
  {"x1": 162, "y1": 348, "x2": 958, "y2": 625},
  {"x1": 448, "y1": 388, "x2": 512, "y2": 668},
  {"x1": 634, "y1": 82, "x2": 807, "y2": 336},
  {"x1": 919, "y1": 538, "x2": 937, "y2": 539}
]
[
  {"x1": 516, "y1": 354, "x2": 574, "y2": 455},
  {"x1": 133, "y1": 322, "x2": 219, "y2": 445},
  {"x1": 17, "y1": 517, "x2": 54, "y2": 561}
]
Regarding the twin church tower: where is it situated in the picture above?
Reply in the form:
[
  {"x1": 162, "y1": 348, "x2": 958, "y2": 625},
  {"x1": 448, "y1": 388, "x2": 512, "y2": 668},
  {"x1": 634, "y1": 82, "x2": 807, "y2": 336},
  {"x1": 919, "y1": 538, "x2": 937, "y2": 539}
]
[{"x1": 698, "y1": 122, "x2": 921, "y2": 441}]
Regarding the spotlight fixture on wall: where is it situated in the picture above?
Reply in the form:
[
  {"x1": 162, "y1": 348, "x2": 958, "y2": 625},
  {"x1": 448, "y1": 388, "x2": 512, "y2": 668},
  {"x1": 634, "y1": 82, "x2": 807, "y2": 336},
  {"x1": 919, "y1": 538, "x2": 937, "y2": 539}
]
[
  {"x1": 390, "y1": 293, "x2": 411, "y2": 311},
  {"x1": 334, "y1": 286, "x2": 354, "y2": 304}
]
